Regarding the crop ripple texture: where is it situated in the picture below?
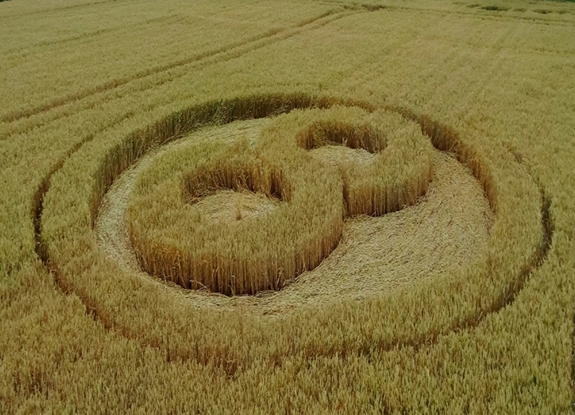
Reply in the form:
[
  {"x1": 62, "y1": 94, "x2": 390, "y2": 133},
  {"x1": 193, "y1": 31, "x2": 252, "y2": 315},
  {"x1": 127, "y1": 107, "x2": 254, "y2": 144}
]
[{"x1": 1, "y1": 0, "x2": 574, "y2": 413}]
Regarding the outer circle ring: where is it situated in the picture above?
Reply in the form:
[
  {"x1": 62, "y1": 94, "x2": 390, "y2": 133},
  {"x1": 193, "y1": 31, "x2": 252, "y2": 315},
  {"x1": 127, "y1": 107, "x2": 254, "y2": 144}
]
[{"x1": 39, "y1": 92, "x2": 549, "y2": 367}]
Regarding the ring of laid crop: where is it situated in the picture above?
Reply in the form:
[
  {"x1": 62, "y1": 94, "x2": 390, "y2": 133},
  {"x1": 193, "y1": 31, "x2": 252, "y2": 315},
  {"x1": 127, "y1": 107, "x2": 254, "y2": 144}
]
[
  {"x1": 41, "y1": 92, "x2": 546, "y2": 368},
  {"x1": 127, "y1": 106, "x2": 433, "y2": 295}
]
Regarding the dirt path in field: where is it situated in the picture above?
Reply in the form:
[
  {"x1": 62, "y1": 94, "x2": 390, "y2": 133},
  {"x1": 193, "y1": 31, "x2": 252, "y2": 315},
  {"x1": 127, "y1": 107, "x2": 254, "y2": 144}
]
[{"x1": 96, "y1": 120, "x2": 493, "y2": 314}]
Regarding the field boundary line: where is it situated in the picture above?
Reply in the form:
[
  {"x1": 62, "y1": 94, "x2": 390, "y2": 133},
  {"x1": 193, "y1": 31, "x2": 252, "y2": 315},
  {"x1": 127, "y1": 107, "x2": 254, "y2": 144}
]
[{"x1": 321, "y1": 0, "x2": 575, "y2": 25}]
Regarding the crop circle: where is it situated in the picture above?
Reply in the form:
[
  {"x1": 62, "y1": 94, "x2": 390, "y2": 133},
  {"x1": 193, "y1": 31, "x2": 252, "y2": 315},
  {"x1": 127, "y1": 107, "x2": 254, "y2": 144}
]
[
  {"x1": 40, "y1": 93, "x2": 545, "y2": 366},
  {"x1": 126, "y1": 105, "x2": 433, "y2": 295}
]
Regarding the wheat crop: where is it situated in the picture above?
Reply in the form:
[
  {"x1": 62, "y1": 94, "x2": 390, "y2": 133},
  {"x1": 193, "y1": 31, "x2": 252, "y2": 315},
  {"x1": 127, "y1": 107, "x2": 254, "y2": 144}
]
[{"x1": 1, "y1": 0, "x2": 574, "y2": 413}]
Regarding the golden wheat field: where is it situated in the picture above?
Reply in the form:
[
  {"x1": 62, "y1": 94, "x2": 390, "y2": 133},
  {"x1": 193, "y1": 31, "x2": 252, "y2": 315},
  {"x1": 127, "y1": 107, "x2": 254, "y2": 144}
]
[{"x1": 1, "y1": 0, "x2": 575, "y2": 413}]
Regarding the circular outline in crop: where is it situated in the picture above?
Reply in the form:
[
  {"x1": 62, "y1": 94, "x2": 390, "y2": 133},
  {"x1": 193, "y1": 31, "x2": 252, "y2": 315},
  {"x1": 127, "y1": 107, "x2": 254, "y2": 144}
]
[{"x1": 38, "y1": 92, "x2": 550, "y2": 367}]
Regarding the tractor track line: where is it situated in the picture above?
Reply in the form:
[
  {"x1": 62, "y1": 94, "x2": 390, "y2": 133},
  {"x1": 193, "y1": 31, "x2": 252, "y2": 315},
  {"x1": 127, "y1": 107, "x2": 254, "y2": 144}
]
[
  {"x1": 0, "y1": 0, "x2": 142, "y2": 21},
  {"x1": 1, "y1": 8, "x2": 349, "y2": 125}
]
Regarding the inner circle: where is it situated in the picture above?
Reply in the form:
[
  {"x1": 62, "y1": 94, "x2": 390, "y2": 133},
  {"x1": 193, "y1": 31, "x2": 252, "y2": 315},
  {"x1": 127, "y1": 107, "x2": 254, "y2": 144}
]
[
  {"x1": 125, "y1": 106, "x2": 435, "y2": 295},
  {"x1": 192, "y1": 190, "x2": 280, "y2": 224},
  {"x1": 96, "y1": 116, "x2": 493, "y2": 306}
]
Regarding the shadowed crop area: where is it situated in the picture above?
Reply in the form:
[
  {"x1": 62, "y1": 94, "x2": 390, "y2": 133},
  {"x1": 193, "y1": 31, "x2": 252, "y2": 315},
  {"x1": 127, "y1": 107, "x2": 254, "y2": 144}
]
[{"x1": 1, "y1": 0, "x2": 574, "y2": 413}]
